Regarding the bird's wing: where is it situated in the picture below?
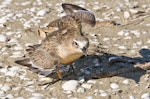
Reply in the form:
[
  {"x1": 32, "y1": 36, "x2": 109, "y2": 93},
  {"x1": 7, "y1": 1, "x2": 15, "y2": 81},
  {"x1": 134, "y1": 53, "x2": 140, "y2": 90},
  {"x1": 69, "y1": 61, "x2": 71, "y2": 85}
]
[
  {"x1": 62, "y1": 3, "x2": 88, "y2": 14},
  {"x1": 47, "y1": 11, "x2": 96, "y2": 30}
]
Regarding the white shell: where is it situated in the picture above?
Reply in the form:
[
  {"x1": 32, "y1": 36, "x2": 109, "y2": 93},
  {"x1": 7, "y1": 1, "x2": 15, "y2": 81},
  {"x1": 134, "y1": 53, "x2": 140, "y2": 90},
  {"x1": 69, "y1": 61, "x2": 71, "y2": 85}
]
[
  {"x1": 5, "y1": 71, "x2": 16, "y2": 77},
  {"x1": 81, "y1": 83, "x2": 92, "y2": 89},
  {"x1": 16, "y1": 97, "x2": 25, "y2": 99},
  {"x1": 141, "y1": 93, "x2": 150, "y2": 99},
  {"x1": 62, "y1": 80, "x2": 80, "y2": 91},
  {"x1": 29, "y1": 96, "x2": 44, "y2": 99},
  {"x1": 0, "y1": 84, "x2": 3, "y2": 88},
  {"x1": 117, "y1": 30, "x2": 125, "y2": 36},
  {"x1": 32, "y1": 93, "x2": 44, "y2": 97},
  {"x1": 77, "y1": 87, "x2": 85, "y2": 93},
  {"x1": 6, "y1": 94, "x2": 14, "y2": 99},
  {"x1": 86, "y1": 96, "x2": 93, "y2": 99},
  {"x1": 21, "y1": 1, "x2": 31, "y2": 6},
  {"x1": 87, "y1": 80, "x2": 96, "y2": 84},
  {"x1": 13, "y1": 46, "x2": 23, "y2": 50},
  {"x1": 110, "y1": 83, "x2": 119, "y2": 90},
  {"x1": 129, "y1": 9, "x2": 139, "y2": 14},
  {"x1": 10, "y1": 51, "x2": 24, "y2": 58},
  {"x1": 6, "y1": 31, "x2": 15, "y2": 35},
  {"x1": 103, "y1": 38, "x2": 110, "y2": 41},
  {"x1": 1, "y1": 85, "x2": 11, "y2": 92},
  {"x1": 2, "y1": 0, "x2": 12, "y2": 5},
  {"x1": 0, "y1": 68, "x2": 8, "y2": 73},
  {"x1": 129, "y1": 95, "x2": 135, "y2": 99},
  {"x1": 0, "y1": 35, "x2": 7, "y2": 42},
  {"x1": 8, "y1": 66, "x2": 21, "y2": 71},
  {"x1": 122, "y1": 79, "x2": 129, "y2": 84},
  {"x1": 0, "y1": 17, "x2": 7, "y2": 24},
  {"x1": 36, "y1": 9, "x2": 48, "y2": 16},
  {"x1": 118, "y1": 46, "x2": 127, "y2": 50},
  {"x1": 124, "y1": 11, "x2": 130, "y2": 19},
  {"x1": 100, "y1": 92, "x2": 108, "y2": 97},
  {"x1": 0, "y1": 91, "x2": 5, "y2": 97}
]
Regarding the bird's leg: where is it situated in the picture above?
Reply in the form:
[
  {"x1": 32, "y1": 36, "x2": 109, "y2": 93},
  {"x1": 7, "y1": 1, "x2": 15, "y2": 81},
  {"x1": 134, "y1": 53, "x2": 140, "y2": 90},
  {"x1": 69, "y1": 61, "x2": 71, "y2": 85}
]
[
  {"x1": 38, "y1": 66, "x2": 62, "y2": 88},
  {"x1": 56, "y1": 65, "x2": 63, "y2": 79},
  {"x1": 68, "y1": 62, "x2": 75, "y2": 75}
]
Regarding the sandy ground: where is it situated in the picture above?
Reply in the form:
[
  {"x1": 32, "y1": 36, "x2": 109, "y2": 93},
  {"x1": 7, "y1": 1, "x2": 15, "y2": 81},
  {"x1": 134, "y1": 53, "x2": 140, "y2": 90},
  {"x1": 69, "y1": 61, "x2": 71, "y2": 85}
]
[{"x1": 0, "y1": 0, "x2": 150, "y2": 99}]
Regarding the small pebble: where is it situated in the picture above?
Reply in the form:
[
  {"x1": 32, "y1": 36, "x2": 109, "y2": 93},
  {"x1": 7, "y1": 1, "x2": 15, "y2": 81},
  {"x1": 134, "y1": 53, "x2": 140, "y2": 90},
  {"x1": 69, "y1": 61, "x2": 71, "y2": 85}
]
[
  {"x1": 146, "y1": 24, "x2": 150, "y2": 26},
  {"x1": 64, "y1": 90, "x2": 72, "y2": 94},
  {"x1": 86, "y1": 96, "x2": 93, "y2": 99},
  {"x1": 110, "y1": 83, "x2": 119, "y2": 90},
  {"x1": 23, "y1": 21, "x2": 31, "y2": 29},
  {"x1": 87, "y1": 80, "x2": 96, "y2": 84},
  {"x1": 0, "y1": 91, "x2": 5, "y2": 97},
  {"x1": 0, "y1": 17, "x2": 7, "y2": 24},
  {"x1": 122, "y1": 79, "x2": 129, "y2": 84},
  {"x1": 10, "y1": 51, "x2": 24, "y2": 58},
  {"x1": 62, "y1": 80, "x2": 80, "y2": 91},
  {"x1": 100, "y1": 92, "x2": 108, "y2": 97},
  {"x1": 32, "y1": 93, "x2": 44, "y2": 97},
  {"x1": 6, "y1": 31, "x2": 14, "y2": 36},
  {"x1": 116, "y1": 7, "x2": 122, "y2": 12},
  {"x1": 118, "y1": 46, "x2": 127, "y2": 50},
  {"x1": 8, "y1": 66, "x2": 21, "y2": 71},
  {"x1": 13, "y1": 46, "x2": 23, "y2": 50},
  {"x1": 7, "y1": 38, "x2": 18, "y2": 44},
  {"x1": 117, "y1": 30, "x2": 125, "y2": 36},
  {"x1": 29, "y1": 96, "x2": 44, "y2": 99},
  {"x1": 129, "y1": 95, "x2": 135, "y2": 99},
  {"x1": 77, "y1": 87, "x2": 85, "y2": 93},
  {"x1": 2, "y1": 0, "x2": 12, "y2": 5},
  {"x1": 5, "y1": 70, "x2": 16, "y2": 77},
  {"x1": 36, "y1": 9, "x2": 49, "y2": 16},
  {"x1": 131, "y1": 30, "x2": 140, "y2": 37},
  {"x1": 129, "y1": 9, "x2": 139, "y2": 14},
  {"x1": 78, "y1": 76, "x2": 85, "y2": 83},
  {"x1": 103, "y1": 38, "x2": 110, "y2": 41},
  {"x1": 16, "y1": 97, "x2": 25, "y2": 99},
  {"x1": 6, "y1": 94, "x2": 14, "y2": 99},
  {"x1": 124, "y1": 11, "x2": 130, "y2": 19},
  {"x1": 0, "y1": 68, "x2": 8, "y2": 73},
  {"x1": 81, "y1": 83, "x2": 92, "y2": 89},
  {"x1": 0, "y1": 84, "x2": 3, "y2": 88},
  {"x1": 21, "y1": 1, "x2": 31, "y2": 6},
  {"x1": 0, "y1": 35, "x2": 7, "y2": 42},
  {"x1": 1, "y1": 85, "x2": 11, "y2": 92},
  {"x1": 141, "y1": 93, "x2": 150, "y2": 99}
]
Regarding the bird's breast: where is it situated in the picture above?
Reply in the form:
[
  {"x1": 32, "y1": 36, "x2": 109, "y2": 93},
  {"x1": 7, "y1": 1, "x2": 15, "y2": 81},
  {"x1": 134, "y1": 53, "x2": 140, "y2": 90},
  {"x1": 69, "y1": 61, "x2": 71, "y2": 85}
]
[{"x1": 60, "y1": 53, "x2": 83, "y2": 64}]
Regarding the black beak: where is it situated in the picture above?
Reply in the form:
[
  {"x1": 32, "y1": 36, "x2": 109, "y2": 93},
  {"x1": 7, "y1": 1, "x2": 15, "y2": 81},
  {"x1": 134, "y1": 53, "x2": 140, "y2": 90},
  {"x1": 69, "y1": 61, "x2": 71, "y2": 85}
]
[{"x1": 82, "y1": 47, "x2": 87, "y2": 56}]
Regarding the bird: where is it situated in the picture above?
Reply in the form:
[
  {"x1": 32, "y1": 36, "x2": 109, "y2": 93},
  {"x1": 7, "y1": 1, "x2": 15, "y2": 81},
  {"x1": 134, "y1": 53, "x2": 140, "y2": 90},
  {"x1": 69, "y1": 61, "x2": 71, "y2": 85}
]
[{"x1": 15, "y1": 3, "x2": 96, "y2": 83}]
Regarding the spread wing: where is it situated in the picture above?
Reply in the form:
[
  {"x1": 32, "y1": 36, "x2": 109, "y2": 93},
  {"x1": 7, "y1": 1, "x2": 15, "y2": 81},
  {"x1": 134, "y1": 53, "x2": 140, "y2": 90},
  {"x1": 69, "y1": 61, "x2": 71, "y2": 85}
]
[
  {"x1": 38, "y1": 4, "x2": 96, "y2": 39},
  {"x1": 47, "y1": 11, "x2": 96, "y2": 29},
  {"x1": 62, "y1": 3, "x2": 88, "y2": 14}
]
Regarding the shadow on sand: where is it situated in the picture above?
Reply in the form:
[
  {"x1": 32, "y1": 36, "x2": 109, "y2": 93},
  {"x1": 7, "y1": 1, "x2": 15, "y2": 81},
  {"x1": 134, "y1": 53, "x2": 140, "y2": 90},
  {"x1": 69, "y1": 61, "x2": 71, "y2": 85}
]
[{"x1": 31, "y1": 48, "x2": 150, "y2": 86}]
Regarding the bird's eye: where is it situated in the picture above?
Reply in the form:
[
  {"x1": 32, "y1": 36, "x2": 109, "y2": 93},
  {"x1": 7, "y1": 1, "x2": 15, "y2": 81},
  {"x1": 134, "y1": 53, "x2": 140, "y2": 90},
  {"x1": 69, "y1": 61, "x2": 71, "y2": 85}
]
[{"x1": 73, "y1": 41, "x2": 78, "y2": 48}]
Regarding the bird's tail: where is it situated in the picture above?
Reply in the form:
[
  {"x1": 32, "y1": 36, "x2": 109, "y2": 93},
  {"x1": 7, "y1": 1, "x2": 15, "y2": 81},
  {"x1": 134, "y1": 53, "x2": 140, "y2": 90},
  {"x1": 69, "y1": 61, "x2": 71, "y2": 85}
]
[{"x1": 15, "y1": 59, "x2": 31, "y2": 67}]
